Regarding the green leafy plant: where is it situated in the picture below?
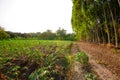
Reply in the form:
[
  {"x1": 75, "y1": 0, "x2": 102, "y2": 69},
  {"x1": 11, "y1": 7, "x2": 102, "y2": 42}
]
[
  {"x1": 29, "y1": 66, "x2": 57, "y2": 80},
  {"x1": 0, "y1": 40, "x2": 73, "y2": 79},
  {"x1": 85, "y1": 73, "x2": 96, "y2": 80},
  {"x1": 29, "y1": 53, "x2": 58, "y2": 80},
  {"x1": 76, "y1": 52, "x2": 89, "y2": 65},
  {"x1": 29, "y1": 67, "x2": 49, "y2": 80},
  {"x1": 7, "y1": 65, "x2": 21, "y2": 78}
]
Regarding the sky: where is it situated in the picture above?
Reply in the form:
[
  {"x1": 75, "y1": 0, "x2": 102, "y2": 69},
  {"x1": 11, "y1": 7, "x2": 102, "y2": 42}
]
[{"x1": 0, "y1": 0, "x2": 73, "y2": 33}]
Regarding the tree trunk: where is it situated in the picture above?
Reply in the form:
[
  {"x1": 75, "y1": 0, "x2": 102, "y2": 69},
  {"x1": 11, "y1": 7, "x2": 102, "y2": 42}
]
[
  {"x1": 97, "y1": 30, "x2": 100, "y2": 45},
  {"x1": 118, "y1": 0, "x2": 120, "y2": 7},
  {"x1": 107, "y1": 1, "x2": 118, "y2": 47},
  {"x1": 102, "y1": 4, "x2": 111, "y2": 45},
  {"x1": 101, "y1": 28, "x2": 105, "y2": 44},
  {"x1": 92, "y1": 31, "x2": 95, "y2": 43},
  {"x1": 95, "y1": 26, "x2": 100, "y2": 45}
]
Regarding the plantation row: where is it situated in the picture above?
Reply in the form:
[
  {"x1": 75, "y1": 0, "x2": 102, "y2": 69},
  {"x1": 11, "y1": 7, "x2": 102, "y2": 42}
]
[
  {"x1": 0, "y1": 40, "x2": 74, "y2": 80},
  {"x1": 0, "y1": 40, "x2": 92, "y2": 80}
]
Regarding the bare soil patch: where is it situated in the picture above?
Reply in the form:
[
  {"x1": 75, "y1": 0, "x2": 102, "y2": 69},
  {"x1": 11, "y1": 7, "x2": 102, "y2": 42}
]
[
  {"x1": 67, "y1": 43, "x2": 98, "y2": 80},
  {"x1": 77, "y1": 42, "x2": 120, "y2": 80}
]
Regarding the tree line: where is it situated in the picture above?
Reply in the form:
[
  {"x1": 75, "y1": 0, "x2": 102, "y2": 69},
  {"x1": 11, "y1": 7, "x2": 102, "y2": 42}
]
[
  {"x1": 72, "y1": 0, "x2": 120, "y2": 47},
  {"x1": 0, "y1": 27, "x2": 76, "y2": 41}
]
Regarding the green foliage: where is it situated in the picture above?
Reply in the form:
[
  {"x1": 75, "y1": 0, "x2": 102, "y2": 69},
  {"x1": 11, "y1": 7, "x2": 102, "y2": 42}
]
[
  {"x1": 29, "y1": 49, "x2": 70, "y2": 80},
  {"x1": 29, "y1": 67, "x2": 56, "y2": 80},
  {"x1": 72, "y1": 0, "x2": 90, "y2": 40},
  {"x1": 39, "y1": 30, "x2": 56, "y2": 40},
  {"x1": 7, "y1": 65, "x2": 21, "y2": 78},
  {"x1": 0, "y1": 28, "x2": 10, "y2": 40},
  {"x1": 56, "y1": 28, "x2": 66, "y2": 40},
  {"x1": 29, "y1": 53, "x2": 58, "y2": 80},
  {"x1": 85, "y1": 73, "x2": 96, "y2": 80},
  {"x1": 5, "y1": 28, "x2": 76, "y2": 41},
  {"x1": 72, "y1": 0, "x2": 120, "y2": 46},
  {"x1": 76, "y1": 52, "x2": 89, "y2": 65},
  {"x1": 0, "y1": 40, "x2": 73, "y2": 79}
]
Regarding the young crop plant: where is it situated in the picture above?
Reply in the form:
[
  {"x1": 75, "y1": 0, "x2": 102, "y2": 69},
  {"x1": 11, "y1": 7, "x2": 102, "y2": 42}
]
[
  {"x1": 76, "y1": 52, "x2": 89, "y2": 65},
  {"x1": 0, "y1": 40, "x2": 73, "y2": 79},
  {"x1": 85, "y1": 73, "x2": 96, "y2": 80},
  {"x1": 6, "y1": 65, "x2": 21, "y2": 79},
  {"x1": 29, "y1": 52, "x2": 71, "y2": 80},
  {"x1": 29, "y1": 67, "x2": 56, "y2": 80}
]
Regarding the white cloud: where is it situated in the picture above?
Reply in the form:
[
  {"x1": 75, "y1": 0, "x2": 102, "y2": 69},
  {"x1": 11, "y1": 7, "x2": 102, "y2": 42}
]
[{"x1": 0, "y1": 0, "x2": 73, "y2": 33}]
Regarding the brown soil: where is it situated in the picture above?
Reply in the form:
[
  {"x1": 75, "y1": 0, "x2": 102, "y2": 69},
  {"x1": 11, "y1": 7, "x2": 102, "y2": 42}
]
[
  {"x1": 69, "y1": 44, "x2": 86, "y2": 80},
  {"x1": 67, "y1": 43, "x2": 97, "y2": 80},
  {"x1": 67, "y1": 62, "x2": 86, "y2": 80},
  {"x1": 77, "y1": 42, "x2": 120, "y2": 80}
]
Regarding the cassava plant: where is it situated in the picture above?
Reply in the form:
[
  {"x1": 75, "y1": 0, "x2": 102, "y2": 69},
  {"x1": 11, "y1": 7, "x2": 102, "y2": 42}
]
[{"x1": 76, "y1": 52, "x2": 89, "y2": 65}]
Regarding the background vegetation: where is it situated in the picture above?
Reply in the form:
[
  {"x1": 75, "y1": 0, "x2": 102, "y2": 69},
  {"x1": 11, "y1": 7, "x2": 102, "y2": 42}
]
[
  {"x1": 0, "y1": 26, "x2": 76, "y2": 41},
  {"x1": 72, "y1": 0, "x2": 120, "y2": 47}
]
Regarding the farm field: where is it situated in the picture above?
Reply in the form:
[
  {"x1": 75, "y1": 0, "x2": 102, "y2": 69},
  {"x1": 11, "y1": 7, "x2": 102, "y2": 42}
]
[
  {"x1": 1, "y1": 40, "x2": 119, "y2": 80},
  {"x1": 0, "y1": 0, "x2": 120, "y2": 80},
  {"x1": 0, "y1": 40, "x2": 74, "y2": 80}
]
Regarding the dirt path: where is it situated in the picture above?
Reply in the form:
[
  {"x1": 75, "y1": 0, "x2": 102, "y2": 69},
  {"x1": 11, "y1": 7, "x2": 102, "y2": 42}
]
[
  {"x1": 77, "y1": 42, "x2": 120, "y2": 80},
  {"x1": 68, "y1": 43, "x2": 86, "y2": 80}
]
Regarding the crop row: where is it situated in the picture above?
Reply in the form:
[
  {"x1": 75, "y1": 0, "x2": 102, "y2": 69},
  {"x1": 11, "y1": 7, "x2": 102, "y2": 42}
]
[{"x1": 0, "y1": 40, "x2": 73, "y2": 80}]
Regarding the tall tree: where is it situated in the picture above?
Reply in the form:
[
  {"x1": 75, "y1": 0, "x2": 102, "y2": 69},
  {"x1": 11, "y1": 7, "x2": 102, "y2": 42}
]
[
  {"x1": 72, "y1": 0, "x2": 120, "y2": 47},
  {"x1": 0, "y1": 26, "x2": 10, "y2": 39}
]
